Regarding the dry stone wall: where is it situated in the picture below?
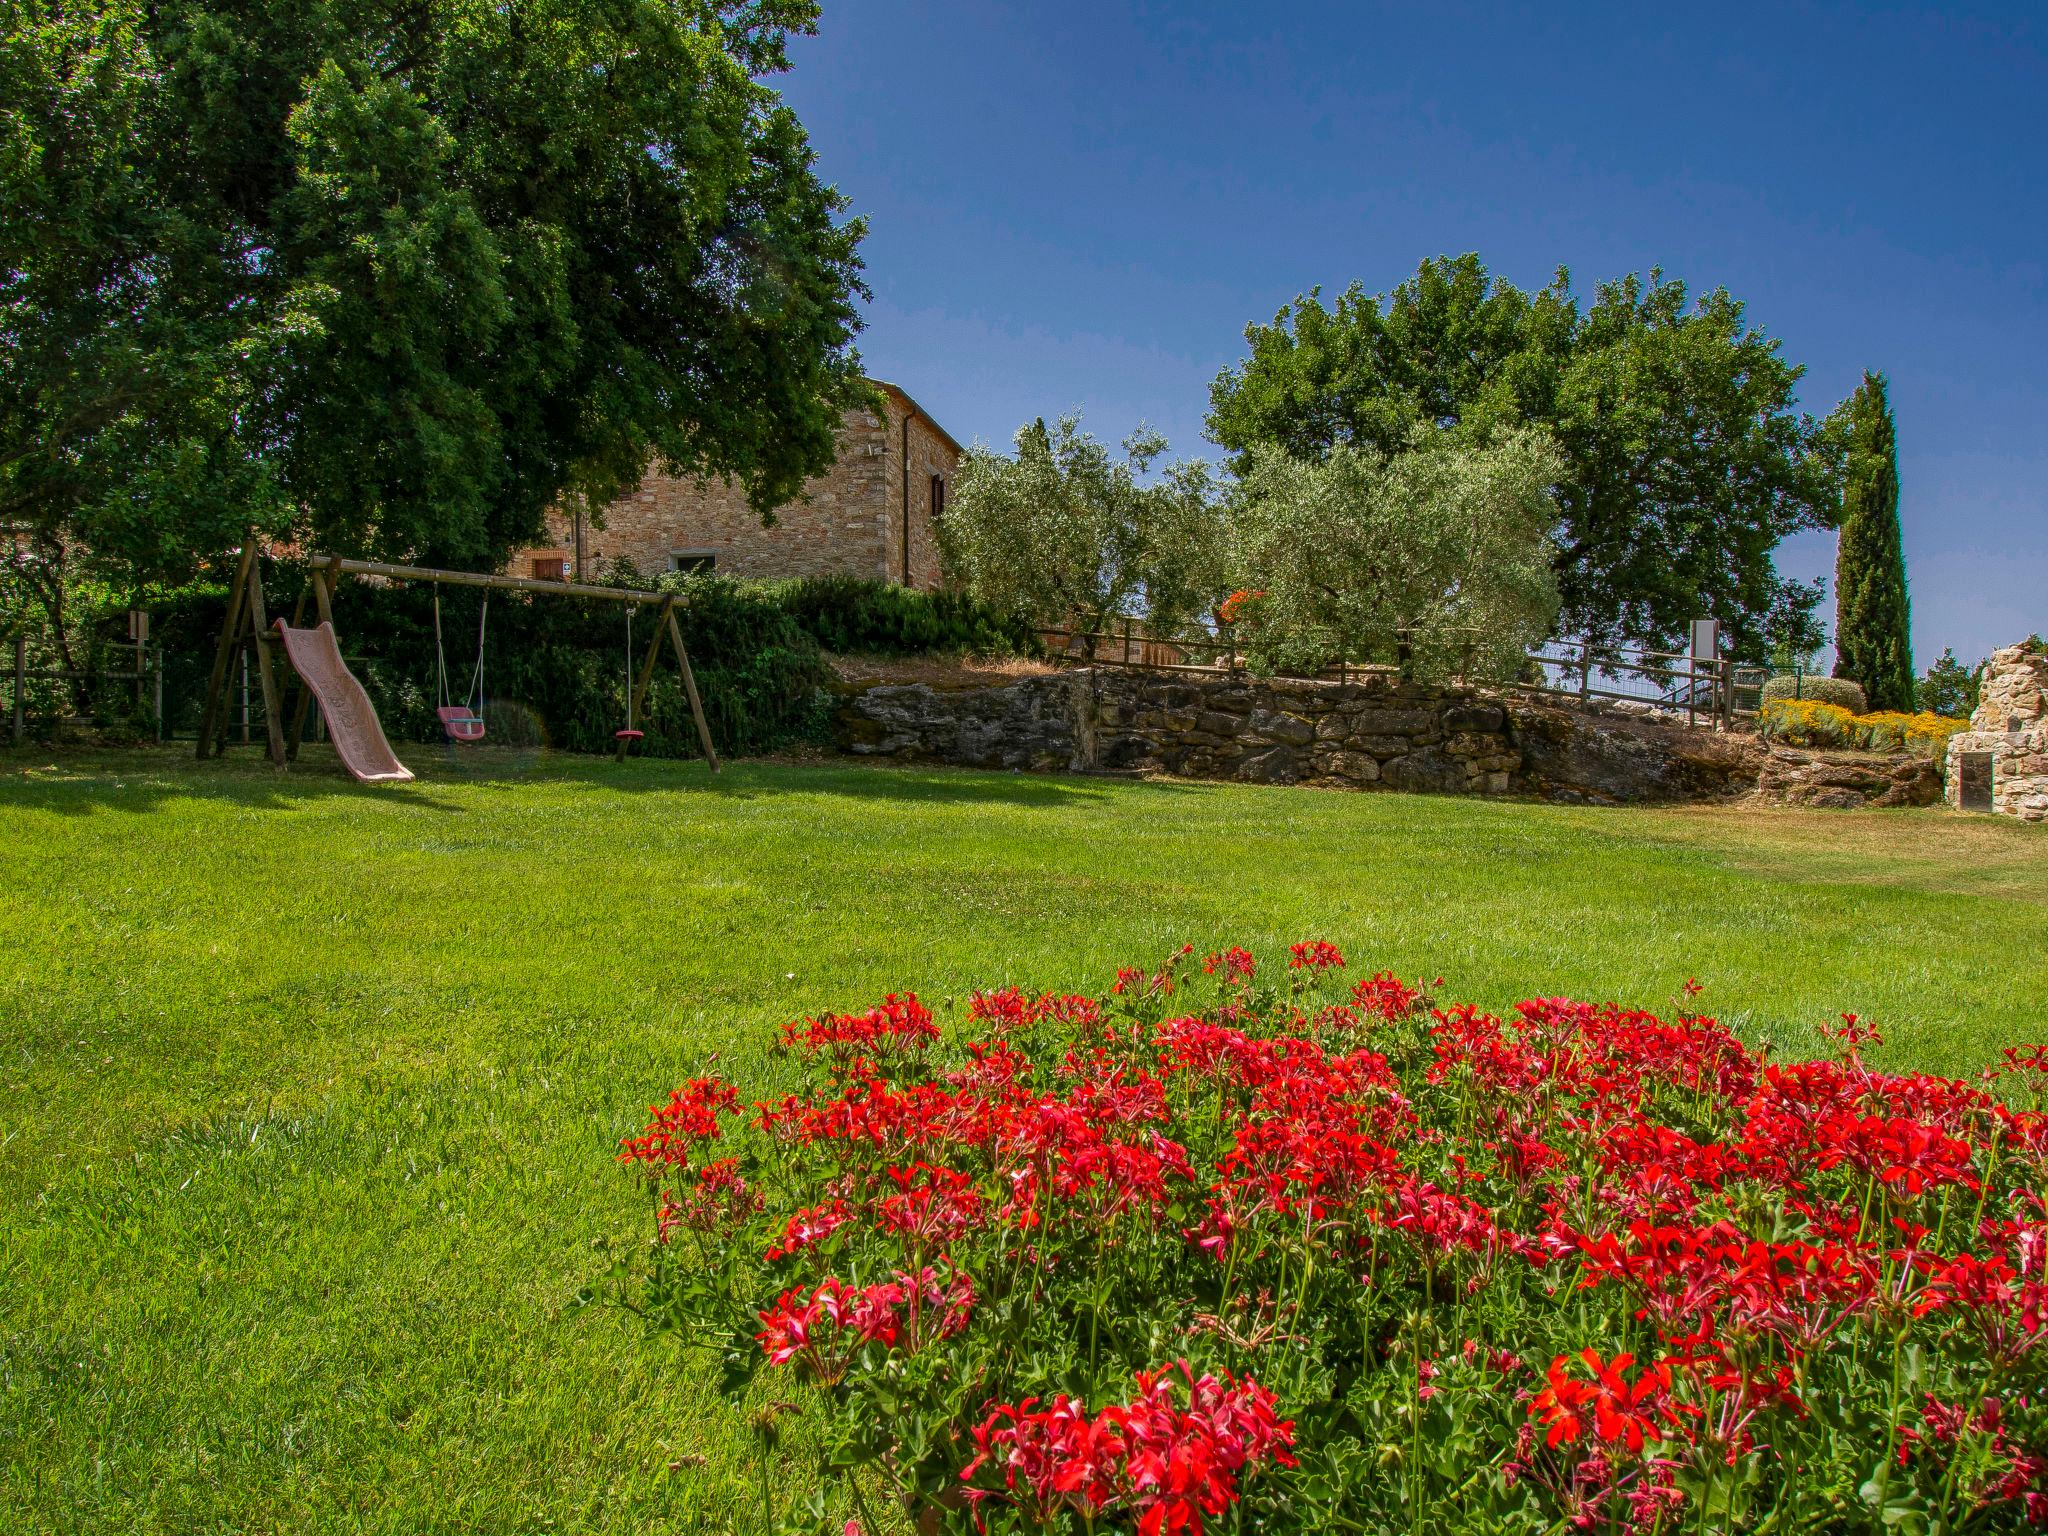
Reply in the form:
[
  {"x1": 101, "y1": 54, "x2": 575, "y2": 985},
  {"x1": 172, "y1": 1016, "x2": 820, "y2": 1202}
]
[{"x1": 833, "y1": 668, "x2": 1784, "y2": 805}]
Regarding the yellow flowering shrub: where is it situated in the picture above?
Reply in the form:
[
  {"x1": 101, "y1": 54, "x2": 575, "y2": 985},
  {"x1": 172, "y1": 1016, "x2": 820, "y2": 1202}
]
[
  {"x1": 1760, "y1": 701, "x2": 1968, "y2": 757},
  {"x1": 1760, "y1": 698, "x2": 1853, "y2": 745}
]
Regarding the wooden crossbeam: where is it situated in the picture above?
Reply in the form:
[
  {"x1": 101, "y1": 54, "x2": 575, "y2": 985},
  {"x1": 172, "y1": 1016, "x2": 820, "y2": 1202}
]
[{"x1": 311, "y1": 554, "x2": 674, "y2": 606}]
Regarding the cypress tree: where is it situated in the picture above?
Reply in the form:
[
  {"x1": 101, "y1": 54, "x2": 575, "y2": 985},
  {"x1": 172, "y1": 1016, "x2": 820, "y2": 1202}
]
[{"x1": 1832, "y1": 372, "x2": 1915, "y2": 710}]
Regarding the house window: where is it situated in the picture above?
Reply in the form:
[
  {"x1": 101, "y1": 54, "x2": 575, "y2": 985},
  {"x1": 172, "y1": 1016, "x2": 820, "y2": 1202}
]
[
  {"x1": 531, "y1": 557, "x2": 567, "y2": 581},
  {"x1": 930, "y1": 473, "x2": 946, "y2": 520},
  {"x1": 669, "y1": 551, "x2": 716, "y2": 575}
]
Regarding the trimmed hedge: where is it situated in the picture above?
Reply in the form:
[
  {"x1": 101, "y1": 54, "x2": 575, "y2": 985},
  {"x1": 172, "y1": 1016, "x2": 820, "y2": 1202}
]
[
  {"x1": 1760, "y1": 672, "x2": 1867, "y2": 713},
  {"x1": 759, "y1": 575, "x2": 1040, "y2": 657}
]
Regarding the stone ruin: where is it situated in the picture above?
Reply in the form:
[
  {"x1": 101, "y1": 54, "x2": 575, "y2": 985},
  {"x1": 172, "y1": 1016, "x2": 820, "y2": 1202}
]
[{"x1": 1945, "y1": 642, "x2": 2048, "y2": 822}]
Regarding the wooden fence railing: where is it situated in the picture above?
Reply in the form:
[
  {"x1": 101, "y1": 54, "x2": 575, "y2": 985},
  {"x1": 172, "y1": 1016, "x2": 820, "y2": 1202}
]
[{"x1": 1029, "y1": 625, "x2": 1767, "y2": 730}]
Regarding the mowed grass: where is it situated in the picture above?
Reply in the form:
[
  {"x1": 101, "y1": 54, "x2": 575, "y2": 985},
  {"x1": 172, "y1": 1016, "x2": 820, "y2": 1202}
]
[{"x1": 2, "y1": 745, "x2": 2044, "y2": 1535}]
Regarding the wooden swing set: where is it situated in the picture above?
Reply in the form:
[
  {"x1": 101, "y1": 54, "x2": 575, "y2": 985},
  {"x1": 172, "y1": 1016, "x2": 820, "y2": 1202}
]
[{"x1": 196, "y1": 539, "x2": 721, "y2": 781}]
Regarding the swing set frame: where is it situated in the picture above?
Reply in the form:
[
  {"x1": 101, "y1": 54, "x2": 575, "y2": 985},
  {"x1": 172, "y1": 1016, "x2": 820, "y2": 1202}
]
[{"x1": 196, "y1": 540, "x2": 721, "y2": 773}]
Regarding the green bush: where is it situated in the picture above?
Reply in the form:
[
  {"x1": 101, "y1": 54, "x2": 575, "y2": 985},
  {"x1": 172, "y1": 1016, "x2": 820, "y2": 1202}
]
[
  {"x1": 1760, "y1": 672, "x2": 1866, "y2": 713},
  {"x1": 759, "y1": 574, "x2": 1040, "y2": 657}
]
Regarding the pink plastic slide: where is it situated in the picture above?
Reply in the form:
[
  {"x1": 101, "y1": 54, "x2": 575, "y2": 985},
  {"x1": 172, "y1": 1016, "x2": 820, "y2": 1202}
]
[{"x1": 271, "y1": 621, "x2": 415, "y2": 783}]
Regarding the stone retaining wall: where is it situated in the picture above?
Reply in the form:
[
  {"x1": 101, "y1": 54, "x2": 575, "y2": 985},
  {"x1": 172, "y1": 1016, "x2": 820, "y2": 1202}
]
[{"x1": 833, "y1": 667, "x2": 1788, "y2": 805}]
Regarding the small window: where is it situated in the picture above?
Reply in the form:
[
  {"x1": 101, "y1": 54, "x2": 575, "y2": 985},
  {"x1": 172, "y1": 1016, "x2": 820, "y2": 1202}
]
[
  {"x1": 930, "y1": 473, "x2": 946, "y2": 519},
  {"x1": 531, "y1": 557, "x2": 567, "y2": 581},
  {"x1": 670, "y1": 551, "x2": 716, "y2": 575}
]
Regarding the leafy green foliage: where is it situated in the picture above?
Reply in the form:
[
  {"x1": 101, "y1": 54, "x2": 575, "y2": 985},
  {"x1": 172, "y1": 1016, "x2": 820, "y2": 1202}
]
[
  {"x1": 1, "y1": 0, "x2": 866, "y2": 589},
  {"x1": 1206, "y1": 255, "x2": 1844, "y2": 656},
  {"x1": 1224, "y1": 427, "x2": 1563, "y2": 682},
  {"x1": 1763, "y1": 576, "x2": 1829, "y2": 673},
  {"x1": 938, "y1": 416, "x2": 1226, "y2": 648},
  {"x1": 1833, "y1": 373, "x2": 1916, "y2": 711},
  {"x1": 1919, "y1": 648, "x2": 1982, "y2": 719},
  {"x1": 760, "y1": 575, "x2": 1042, "y2": 657}
]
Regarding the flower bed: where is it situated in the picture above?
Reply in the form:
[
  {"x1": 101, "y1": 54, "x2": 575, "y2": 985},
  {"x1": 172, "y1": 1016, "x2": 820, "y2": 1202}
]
[
  {"x1": 608, "y1": 947, "x2": 2048, "y2": 1534},
  {"x1": 1761, "y1": 698, "x2": 1968, "y2": 758}
]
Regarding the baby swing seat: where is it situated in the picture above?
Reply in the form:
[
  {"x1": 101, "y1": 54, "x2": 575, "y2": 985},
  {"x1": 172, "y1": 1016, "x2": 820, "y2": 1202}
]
[{"x1": 433, "y1": 587, "x2": 489, "y2": 743}]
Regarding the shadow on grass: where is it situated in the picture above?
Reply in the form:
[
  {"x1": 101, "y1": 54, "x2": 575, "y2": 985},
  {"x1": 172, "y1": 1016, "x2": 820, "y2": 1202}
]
[{"x1": 0, "y1": 743, "x2": 1213, "y2": 815}]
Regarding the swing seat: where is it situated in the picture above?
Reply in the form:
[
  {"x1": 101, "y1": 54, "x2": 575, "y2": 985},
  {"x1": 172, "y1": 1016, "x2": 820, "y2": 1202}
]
[
  {"x1": 437, "y1": 706, "x2": 486, "y2": 743},
  {"x1": 613, "y1": 729, "x2": 644, "y2": 741}
]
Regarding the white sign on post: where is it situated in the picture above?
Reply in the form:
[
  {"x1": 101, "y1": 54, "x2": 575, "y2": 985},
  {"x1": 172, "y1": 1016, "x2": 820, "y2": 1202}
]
[{"x1": 1690, "y1": 618, "x2": 1720, "y2": 662}]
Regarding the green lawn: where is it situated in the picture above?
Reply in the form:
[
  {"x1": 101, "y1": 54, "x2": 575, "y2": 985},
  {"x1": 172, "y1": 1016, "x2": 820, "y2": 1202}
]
[{"x1": 2, "y1": 746, "x2": 2044, "y2": 1534}]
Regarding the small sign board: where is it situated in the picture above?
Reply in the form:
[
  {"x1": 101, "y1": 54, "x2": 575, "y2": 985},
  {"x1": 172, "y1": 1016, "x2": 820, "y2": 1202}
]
[
  {"x1": 1690, "y1": 618, "x2": 1720, "y2": 662},
  {"x1": 127, "y1": 609, "x2": 149, "y2": 644}
]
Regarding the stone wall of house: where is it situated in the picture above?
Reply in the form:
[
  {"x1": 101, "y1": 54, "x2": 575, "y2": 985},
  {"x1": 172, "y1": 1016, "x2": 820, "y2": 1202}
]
[
  {"x1": 508, "y1": 386, "x2": 958, "y2": 588},
  {"x1": 832, "y1": 668, "x2": 1778, "y2": 805},
  {"x1": 1945, "y1": 643, "x2": 2048, "y2": 821},
  {"x1": 888, "y1": 406, "x2": 956, "y2": 590}
]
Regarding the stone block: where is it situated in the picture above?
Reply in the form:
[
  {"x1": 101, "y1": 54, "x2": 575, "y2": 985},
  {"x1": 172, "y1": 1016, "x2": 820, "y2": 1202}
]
[
  {"x1": 1235, "y1": 747, "x2": 1301, "y2": 784},
  {"x1": 1381, "y1": 748, "x2": 1471, "y2": 794},
  {"x1": 1443, "y1": 703, "x2": 1506, "y2": 733},
  {"x1": 1320, "y1": 751, "x2": 1380, "y2": 783},
  {"x1": 1353, "y1": 735, "x2": 1415, "y2": 758},
  {"x1": 1247, "y1": 709, "x2": 1316, "y2": 746}
]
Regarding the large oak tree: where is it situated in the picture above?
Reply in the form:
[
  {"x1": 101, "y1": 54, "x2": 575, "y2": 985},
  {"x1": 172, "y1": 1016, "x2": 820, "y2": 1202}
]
[
  {"x1": 1, "y1": 0, "x2": 867, "y2": 607},
  {"x1": 1207, "y1": 255, "x2": 1845, "y2": 658}
]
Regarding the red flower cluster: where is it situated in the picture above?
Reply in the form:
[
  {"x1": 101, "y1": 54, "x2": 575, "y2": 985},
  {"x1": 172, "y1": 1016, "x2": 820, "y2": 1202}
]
[
  {"x1": 1530, "y1": 1348, "x2": 1691, "y2": 1453},
  {"x1": 781, "y1": 993, "x2": 939, "y2": 1062},
  {"x1": 1216, "y1": 589, "x2": 1265, "y2": 625},
  {"x1": 961, "y1": 1365, "x2": 1295, "y2": 1536},
  {"x1": 756, "y1": 1266, "x2": 974, "y2": 1380},
  {"x1": 1287, "y1": 940, "x2": 1345, "y2": 971},
  {"x1": 617, "y1": 1076, "x2": 740, "y2": 1166},
  {"x1": 619, "y1": 950, "x2": 2048, "y2": 1536}
]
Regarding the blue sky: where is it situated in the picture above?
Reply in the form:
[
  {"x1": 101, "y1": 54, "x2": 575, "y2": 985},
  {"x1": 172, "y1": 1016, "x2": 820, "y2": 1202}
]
[{"x1": 780, "y1": 1, "x2": 2045, "y2": 668}]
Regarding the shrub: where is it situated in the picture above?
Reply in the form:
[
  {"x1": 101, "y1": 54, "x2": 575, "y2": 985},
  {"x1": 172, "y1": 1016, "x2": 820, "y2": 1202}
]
[
  {"x1": 1761, "y1": 672, "x2": 1867, "y2": 712},
  {"x1": 1852, "y1": 709, "x2": 1970, "y2": 758},
  {"x1": 760, "y1": 574, "x2": 1041, "y2": 657},
  {"x1": 1759, "y1": 697, "x2": 1854, "y2": 745},
  {"x1": 603, "y1": 946, "x2": 2048, "y2": 1536},
  {"x1": 1761, "y1": 700, "x2": 1969, "y2": 758}
]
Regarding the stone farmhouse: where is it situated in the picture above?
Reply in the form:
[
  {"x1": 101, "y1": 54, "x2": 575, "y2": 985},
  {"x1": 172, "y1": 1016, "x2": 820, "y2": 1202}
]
[{"x1": 509, "y1": 381, "x2": 962, "y2": 590}]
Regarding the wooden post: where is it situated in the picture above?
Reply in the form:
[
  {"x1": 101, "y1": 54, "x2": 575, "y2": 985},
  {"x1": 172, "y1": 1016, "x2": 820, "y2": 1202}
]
[
  {"x1": 243, "y1": 557, "x2": 288, "y2": 767},
  {"x1": 282, "y1": 581, "x2": 313, "y2": 760},
  {"x1": 10, "y1": 633, "x2": 23, "y2": 744},
  {"x1": 197, "y1": 540, "x2": 256, "y2": 757},
  {"x1": 664, "y1": 607, "x2": 720, "y2": 773},
  {"x1": 315, "y1": 557, "x2": 340, "y2": 625},
  {"x1": 628, "y1": 594, "x2": 673, "y2": 728}
]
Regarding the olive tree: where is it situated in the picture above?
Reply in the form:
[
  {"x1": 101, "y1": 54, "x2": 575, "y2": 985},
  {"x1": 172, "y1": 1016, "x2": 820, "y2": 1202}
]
[
  {"x1": 1224, "y1": 426, "x2": 1564, "y2": 682},
  {"x1": 937, "y1": 415, "x2": 1224, "y2": 652}
]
